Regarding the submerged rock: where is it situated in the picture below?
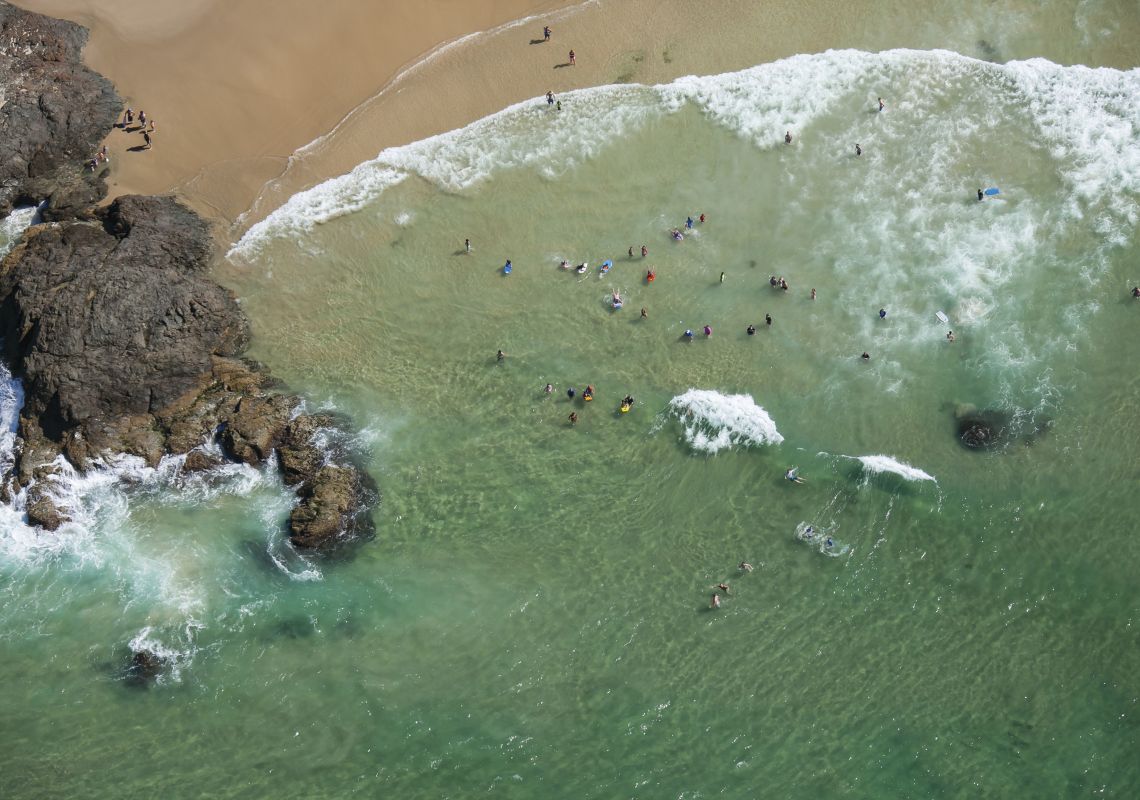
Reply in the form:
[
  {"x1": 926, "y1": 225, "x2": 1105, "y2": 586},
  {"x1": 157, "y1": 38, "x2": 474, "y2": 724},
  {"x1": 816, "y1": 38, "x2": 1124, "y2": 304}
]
[
  {"x1": 123, "y1": 649, "x2": 167, "y2": 687},
  {"x1": 954, "y1": 405, "x2": 1011, "y2": 450}
]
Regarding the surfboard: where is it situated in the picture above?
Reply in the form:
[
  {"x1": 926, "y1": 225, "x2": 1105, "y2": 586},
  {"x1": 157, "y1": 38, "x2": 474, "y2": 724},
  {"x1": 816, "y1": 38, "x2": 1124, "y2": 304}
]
[
  {"x1": 984, "y1": 187, "x2": 1000, "y2": 196},
  {"x1": 935, "y1": 311, "x2": 950, "y2": 325}
]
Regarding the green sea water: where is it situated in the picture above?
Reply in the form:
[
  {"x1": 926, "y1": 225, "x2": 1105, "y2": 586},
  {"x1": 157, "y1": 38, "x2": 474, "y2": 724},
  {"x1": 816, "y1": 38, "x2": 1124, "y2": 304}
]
[{"x1": 3, "y1": 26, "x2": 1140, "y2": 800}]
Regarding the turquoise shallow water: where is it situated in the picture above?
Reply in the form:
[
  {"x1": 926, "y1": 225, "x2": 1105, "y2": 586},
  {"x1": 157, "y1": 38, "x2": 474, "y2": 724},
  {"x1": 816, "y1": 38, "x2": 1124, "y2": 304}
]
[{"x1": 4, "y1": 39, "x2": 1140, "y2": 800}]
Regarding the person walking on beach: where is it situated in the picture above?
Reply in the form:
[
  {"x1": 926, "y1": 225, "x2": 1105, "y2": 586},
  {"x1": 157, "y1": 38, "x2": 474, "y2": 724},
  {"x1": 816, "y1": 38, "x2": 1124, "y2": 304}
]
[
  {"x1": 543, "y1": 25, "x2": 551, "y2": 41},
  {"x1": 143, "y1": 131, "x2": 152, "y2": 149},
  {"x1": 465, "y1": 238, "x2": 471, "y2": 253},
  {"x1": 568, "y1": 49, "x2": 576, "y2": 66},
  {"x1": 546, "y1": 91, "x2": 554, "y2": 105},
  {"x1": 139, "y1": 110, "x2": 146, "y2": 127}
]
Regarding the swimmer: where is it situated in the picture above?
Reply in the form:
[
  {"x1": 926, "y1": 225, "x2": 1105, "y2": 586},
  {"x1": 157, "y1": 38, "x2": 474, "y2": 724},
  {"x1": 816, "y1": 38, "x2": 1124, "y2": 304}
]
[
  {"x1": 465, "y1": 238, "x2": 471, "y2": 253},
  {"x1": 811, "y1": 288, "x2": 817, "y2": 300},
  {"x1": 747, "y1": 324, "x2": 756, "y2": 335},
  {"x1": 686, "y1": 216, "x2": 694, "y2": 229},
  {"x1": 641, "y1": 245, "x2": 648, "y2": 257},
  {"x1": 567, "y1": 387, "x2": 576, "y2": 399},
  {"x1": 861, "y1": 352, "x2": 870, "y2": 360},
  {"x1": 1132, "y1": 287, "x2": 1140, "y2": 298},
  {"x1": 569, "y1": 412, "x2": 578, "y2": 425},
  {"x1": 765, "y1": 313, "x2": 772, "y2": 326},
  {"x1": 560, "y1": 260, "x2": 570, "y2": 269},
  {"x1": 576, "y1": 262, "x2": 588, "y2": 274},
  {"x1": 671, "y1": 229, "x2": 684, "y2": 241},
  {"x1": 684, "y1": 329, "x2": 694, "y2": 340},
  {"x1": 497, "y1": 349, "x2": 506, "y2": 361},
  {"x1": 803, "y1": 525, "x2": 815, "y2": 539},
  {"x1": 825, "y1": 537, "x2": 834, "y2": 549},
  {"x1": 629, "y1": 246, "x2": 634, "y2": 258},
  {"x1": 878, "y1": 97, "x2": 884, "y2": 111},
  {"x1": 504, "y1": 259, "x2": 512, "y2": 272},
  {"x1": 717, "y1": 583, "x2": 730, "y2": 595},
  {"x1": 711, "y1": 593, "x2": 721, "y2": 609},
  {"x1": 879, "y1": 308, "x2": 887, "y2": 319},
  {"x1": 720, "y1": 271, "x2": 725, "y2": 283},
  {"x1": 612, "y1": 291, "x2": 623, "y2": 308},
  {"x1": 855, "y1": 143, "x2": 862, "y2": 156},
  {"x1": 739, "y1": 561, "x2": 753, "y2": 572},
  {"x1": 785, "y1": 467, "x2": 805, "y2": 484},
  {"x1": 781, "y1": 278, "x2": 789, "y2": 291},
  {"x1": 947, "y1": 330, "x2": 956, "y2": 342},
  {"x1": 703, "y1": 325, "x2": 713, "y2": 337},
  {"x1": 699, "y1": 213, "x2": 706, "y2": 224},
  {"x1": 977, "y1": 188, "x2": 984, "y2": 202},
  {"x1": 646, "y1": 269, "x2": 656, "y2": 283},
  {"x1": 641, "y1": 307, "x2": 648, "y2": 319},
  {"x1": 544, "y1": 383, "x2": 553, "y2": 394}
]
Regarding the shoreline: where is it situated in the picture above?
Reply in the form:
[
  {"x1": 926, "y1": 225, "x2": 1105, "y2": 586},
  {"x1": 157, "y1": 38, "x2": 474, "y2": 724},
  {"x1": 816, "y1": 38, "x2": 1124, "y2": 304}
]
[{"x1": 11, "y1": 0, "x2": 1140, "y2": 248}]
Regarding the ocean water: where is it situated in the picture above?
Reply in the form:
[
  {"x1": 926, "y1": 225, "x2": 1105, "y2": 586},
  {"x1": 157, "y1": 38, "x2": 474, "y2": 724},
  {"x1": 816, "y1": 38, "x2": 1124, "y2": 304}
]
[{"x1": 4, "y1": 41, "x2": 1140, "y2": 800}]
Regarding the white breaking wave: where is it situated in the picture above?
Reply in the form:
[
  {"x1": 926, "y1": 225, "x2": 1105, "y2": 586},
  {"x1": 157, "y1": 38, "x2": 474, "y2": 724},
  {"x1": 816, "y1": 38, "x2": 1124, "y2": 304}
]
[
  {"x1": 231, "y1": 48, "x2": 1140, "y2": 260},
  {"x1": 855, "y1": 454, "x2": 936, "y2": 483},
  {"x1": 0, "y1": 205, "x2": 37, "y2": 256},
  {"x1": 668, "y1": 389, "x2": 783, "y2": 454}
]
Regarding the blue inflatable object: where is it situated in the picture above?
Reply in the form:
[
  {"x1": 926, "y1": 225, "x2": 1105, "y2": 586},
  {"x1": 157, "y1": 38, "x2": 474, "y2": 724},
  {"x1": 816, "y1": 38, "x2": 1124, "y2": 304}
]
[{"x1": 984, "y1": 187, "x2": 1000, "y2": 196}]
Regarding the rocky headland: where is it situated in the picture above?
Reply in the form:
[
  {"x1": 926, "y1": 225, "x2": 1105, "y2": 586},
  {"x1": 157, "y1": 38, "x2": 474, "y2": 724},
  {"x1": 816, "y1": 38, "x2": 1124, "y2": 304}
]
[{"x1": 0, "y1": 2, "x2": 375, "y2": 550}]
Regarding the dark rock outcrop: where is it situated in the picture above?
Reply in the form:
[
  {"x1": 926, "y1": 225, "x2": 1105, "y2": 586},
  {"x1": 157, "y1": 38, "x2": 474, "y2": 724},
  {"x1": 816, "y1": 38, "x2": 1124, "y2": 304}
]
[
  {"x1": 0, "y1": 195, "x2": 375, "y2": 549},
  {"x1": 124, "y1": 648, "x2": 166, "y2": 687},
  {"x1": 0, "y1": 3, "x2": 121, "y2": 218}
]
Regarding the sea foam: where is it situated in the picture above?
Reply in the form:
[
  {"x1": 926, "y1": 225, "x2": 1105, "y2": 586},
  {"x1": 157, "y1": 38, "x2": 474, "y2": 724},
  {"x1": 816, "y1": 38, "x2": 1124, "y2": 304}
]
[
  {"x1": 854, "y1": 455, "x2": 936, "y2": 483},
  {"x1": 668, "y1": 389, "x2": 783, "y2": 454}
]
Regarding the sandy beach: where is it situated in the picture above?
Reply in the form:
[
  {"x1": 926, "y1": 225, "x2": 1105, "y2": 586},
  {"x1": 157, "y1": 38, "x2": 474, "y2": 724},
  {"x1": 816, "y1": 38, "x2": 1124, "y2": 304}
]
[{"x1": 12, "y1": 0, "x2": 1139, "y2": 244}]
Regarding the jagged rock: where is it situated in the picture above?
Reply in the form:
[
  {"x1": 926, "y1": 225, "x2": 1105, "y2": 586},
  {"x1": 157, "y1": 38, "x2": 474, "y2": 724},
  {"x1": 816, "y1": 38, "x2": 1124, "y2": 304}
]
[
  {"x1": 0, "y1": 3, "x2": 121, "y2": 217},
  {"x1": 25, "y1": 490, "x2": 64, "y2": 530},
  {"x1": 0, "y1": 195, "x2": 249, "y2": 439},
  {"x1": 277, "y1": 413, "x2": 333, "y2": 486},
  {"x1": 181, "y1": 449, "x2": 221, "y2": 473},
  {"x1": 222, "y1": 393, "x2": 297, "y2": 466},
  {"x1": 289, "y1": 464, "x2": 370, "y2": 549}
]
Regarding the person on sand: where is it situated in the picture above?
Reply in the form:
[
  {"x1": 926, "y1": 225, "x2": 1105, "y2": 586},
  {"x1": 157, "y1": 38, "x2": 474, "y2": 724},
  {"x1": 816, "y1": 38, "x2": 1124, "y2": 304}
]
[
  {"x1": 139, "y1": 110, "x2": 146, "y2": 126},
  {"x1": 641, "y1": 245, "x2": 648, "y2": 257},
  {"x1": 148, "y1": 119, "x2": 156, "y2": 133},
  {"x1": 143, "y1": 131, "x2": 152, "y2": 149},
  {"x1": 785, "y1": 467, "x2": 805, "y2": 484},
  {"x1": 546, "y1": 91, "x2": 554, "y2": 105},
  {"x1": 785, "y1": 131, "x2": 793, "y2": 144},
  {"x1": 855, "y1": 143, "x2": 862, "y2": 156},
  {"x1": 569, "y1": 49, "x2": 576, "y2": 66},
  {"x1": 947, "y1": 330, "x2": 956, "y2": 342},
  {"x1": 543, "y1": 25, "x2": 551, "y2": 41},
  {"x1": 569, "y1": 412, "x2": 578, "y2": 425},
  {"x1": 811, "y1": 288, "x2": 817, "y2": 300},
  {"x1": 124, "y1": 108, "x2": 133, "y2": 126},
  {"x1": 739, "y1": 561, "x2": 753, "y2": 572},
  {"x1": 465, "y1": 238, "x2": 471, "y2": 253},
  {"x1": 710, "y1": 593, "x2": 721, "y2": 609},
  {"x1": 640, "y1": 307, "x2": 647, "y2": 319}
]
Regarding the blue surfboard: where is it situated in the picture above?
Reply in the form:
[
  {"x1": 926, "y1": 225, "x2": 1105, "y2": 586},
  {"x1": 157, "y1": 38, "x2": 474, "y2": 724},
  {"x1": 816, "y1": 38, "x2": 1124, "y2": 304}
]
[{"x1": 984, "y1": 187, "x2": 1000, "y2": 196}]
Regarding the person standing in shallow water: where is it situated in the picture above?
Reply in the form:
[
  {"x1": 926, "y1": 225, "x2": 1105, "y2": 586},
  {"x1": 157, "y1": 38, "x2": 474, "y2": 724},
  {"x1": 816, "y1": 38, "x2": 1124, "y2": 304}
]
[
  {"x1": 543, "y1": 25, "x2": 551, "y2": 41},
  {"x1": 785, "y1": 131, "x2": 792, "y2": 144},
  {"x1": 878, "y1": 97, "x2": 885, "y2": 111},
  {"x1": 546, "y1": 91, "x2": 554, "y2": 105},
  {"x1": 977, "y1": 188, "x2": 984, "y2": 201},
  {"x1": 855, "y1": 143, "x2": 862, "y2": 156}
]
